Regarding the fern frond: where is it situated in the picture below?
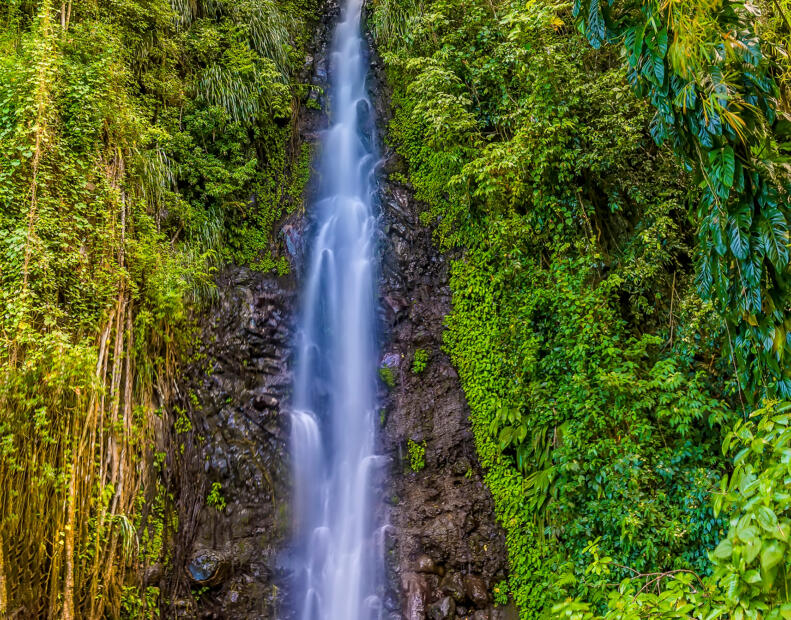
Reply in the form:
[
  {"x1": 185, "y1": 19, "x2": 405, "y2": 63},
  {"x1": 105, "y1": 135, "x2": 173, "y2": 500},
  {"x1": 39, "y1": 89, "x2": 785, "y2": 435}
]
[{"x1": 235, "y1": 0, "x2": 294, "y2": 76}]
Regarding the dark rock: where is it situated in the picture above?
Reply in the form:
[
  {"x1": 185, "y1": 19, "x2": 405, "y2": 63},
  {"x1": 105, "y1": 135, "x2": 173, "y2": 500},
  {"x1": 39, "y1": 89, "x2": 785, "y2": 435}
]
[
  {"x1": 187, "y1": 549, "x2": 227, "y2": 586},
  {"x1": 280, "y1": 223, "x2": 303, "y2": 261},
  {"x1": 314, "y1": 58, "x2": 328, "y2": 82},
  {"x1": 403, "y1": 572, "x2": 428, "y2": 620},
  {"x1": 165, "y1": 267, "x2": 297, "y2": 619},
  {"x1": 384, "y1": 293, "x2": 409, "y2": 319},
  {"x1": 464, "y1": 574, "x2": 490, "y2": 608},
  {"x1": 451, "y1": 456, "x2": 472, "y2": 476},
  {"x1": 439, "y1": 571, "x2": 465, "y2": 602},
  {"x1": 142, "y1": 563, "x2": 162, "y2": 586},
  {"x1": 415, "y1": 554, "x2": 439, "y2": 574},
  {"x1": 427, "y1": 596, "x2": 456, "y2": 620},
  {"x1": 252, "y1": 393, "x2": 279, "y2": 410},
  {"x1": 381, "y1": 352, "x2": 401, "y2": 369}
]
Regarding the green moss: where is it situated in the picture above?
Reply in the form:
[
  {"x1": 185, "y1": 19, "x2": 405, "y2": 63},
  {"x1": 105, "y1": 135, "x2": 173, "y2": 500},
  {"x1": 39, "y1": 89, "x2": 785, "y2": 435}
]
[
  {"x1": 378, "y1": 366, "x2": 396, "y2": 388},
  {"x1": 288, "y1": 142, "x2": 314, "y2": 209}
]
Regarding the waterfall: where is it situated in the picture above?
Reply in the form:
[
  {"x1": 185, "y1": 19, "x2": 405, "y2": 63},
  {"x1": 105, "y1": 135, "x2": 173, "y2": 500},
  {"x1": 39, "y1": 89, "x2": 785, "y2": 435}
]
[{"x1": 289, "y1": 0, "x2": 384, "y2": 617}]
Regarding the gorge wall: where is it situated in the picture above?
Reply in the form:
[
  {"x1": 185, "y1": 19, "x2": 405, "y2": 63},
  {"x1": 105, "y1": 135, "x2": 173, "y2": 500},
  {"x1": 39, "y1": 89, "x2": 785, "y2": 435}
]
[
  {"x1": 372, "y1": 46, "x2": 515, "y2": 619},
  {"x1": 160, "y1": 6, "x2": 513, "y2": 618}
]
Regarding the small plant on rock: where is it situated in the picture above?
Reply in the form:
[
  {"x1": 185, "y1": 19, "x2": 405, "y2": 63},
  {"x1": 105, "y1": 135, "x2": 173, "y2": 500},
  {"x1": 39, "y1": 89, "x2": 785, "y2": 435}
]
[
  {"x1": 174, "y1": 407, "x2": 192, "y2": 434},
  {"x1": 411, "y1": 349, "x2": 428, "y2": 374},
  {"x1": 493, "y1": 580, "x2": 509, "y2": 606},
  {"x1": 407, "y1": 439, "x2": 426, "y2": 472},
  {"x1": 207, "y1": 482, "x2": 227, "y2": 511},
  {"x1": 378, "y1": 366, "x2": 396, "y2": 388}
]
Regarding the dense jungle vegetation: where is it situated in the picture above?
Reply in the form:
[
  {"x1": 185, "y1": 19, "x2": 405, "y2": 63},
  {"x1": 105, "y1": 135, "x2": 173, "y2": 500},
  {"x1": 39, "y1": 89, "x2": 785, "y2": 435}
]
[
  {"x1": 370, "y1": 0, "x2": 791, "y2": 616},
  {"x1": 3, "y1": 0, "x2": 791, "y2": 616},
  {"x1": 0, "y1": 0, "x2": 314, "y2": 616}
]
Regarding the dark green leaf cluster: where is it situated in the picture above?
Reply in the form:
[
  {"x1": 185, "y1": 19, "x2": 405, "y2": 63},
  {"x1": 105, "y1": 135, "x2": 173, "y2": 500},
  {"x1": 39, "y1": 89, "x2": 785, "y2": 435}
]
[{"x1": 573, "y1": 0, "x2": 791, "y2": 398}]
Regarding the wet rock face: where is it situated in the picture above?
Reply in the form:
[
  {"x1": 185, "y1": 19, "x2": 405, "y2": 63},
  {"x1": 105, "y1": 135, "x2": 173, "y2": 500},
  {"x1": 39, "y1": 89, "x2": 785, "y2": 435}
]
[
  {"x1": 163, "y1": 6, "x2": 340, "y2": 615},
  {"x1": 375, "y1": 177, "x2": 512, "y2": 619},
  {"x1": 172, "y1": 269, "x2": 296, "y2": 618},
  {"x1": 163, "y1": 3, "x2": 342, "y2": 617},
  {"x1": 368, "y1": 40, "x2": 514, "y2": 618}
]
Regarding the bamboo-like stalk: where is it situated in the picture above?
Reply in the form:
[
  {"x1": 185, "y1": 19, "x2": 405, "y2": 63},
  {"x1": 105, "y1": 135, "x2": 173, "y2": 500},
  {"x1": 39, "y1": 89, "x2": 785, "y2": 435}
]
[
  {"x1": 0, "y1": 533, "x2": 7, "y2": 617},
  {"x1": 62, "y1": 450, "x2": 77, "y2": 620}
]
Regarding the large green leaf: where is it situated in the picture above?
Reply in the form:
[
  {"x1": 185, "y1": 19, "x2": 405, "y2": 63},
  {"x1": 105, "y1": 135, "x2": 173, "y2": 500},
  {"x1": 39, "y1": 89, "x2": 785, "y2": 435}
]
[
  {"x1": 713, "y1": 538, "x2": 734, "y2": 560},
  {"x1": 757, "y1": 506, "x2": 780, "y2": 533}
]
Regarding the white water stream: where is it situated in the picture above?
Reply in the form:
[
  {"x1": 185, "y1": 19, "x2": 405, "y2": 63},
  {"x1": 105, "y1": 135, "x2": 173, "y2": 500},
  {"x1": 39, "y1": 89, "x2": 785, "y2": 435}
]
[{"x1": 289, "y1": 0, "x2": 384, "y2": 617}]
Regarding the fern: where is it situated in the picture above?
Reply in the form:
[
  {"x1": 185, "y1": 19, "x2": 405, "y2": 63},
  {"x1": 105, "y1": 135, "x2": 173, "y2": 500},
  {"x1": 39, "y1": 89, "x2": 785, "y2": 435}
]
[{"x1": 196, "y1": 60, "x2": 288, "y2": 122}]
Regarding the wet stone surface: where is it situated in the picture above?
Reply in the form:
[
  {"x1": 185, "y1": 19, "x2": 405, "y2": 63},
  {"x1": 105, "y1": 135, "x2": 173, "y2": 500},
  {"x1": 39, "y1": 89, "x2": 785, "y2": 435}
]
[
  {"x1": 162, "y1": 1, "x2": 340, "y2": 616},
  {"x1": 373, "y1": 176, "x2": 514, "y2": 620},
  {"x1": 368, "y1": 35, "x2": 516, "y2": 618},
  {"x1": 170, "y1": 269, "x2": 297, "y2": 619}
]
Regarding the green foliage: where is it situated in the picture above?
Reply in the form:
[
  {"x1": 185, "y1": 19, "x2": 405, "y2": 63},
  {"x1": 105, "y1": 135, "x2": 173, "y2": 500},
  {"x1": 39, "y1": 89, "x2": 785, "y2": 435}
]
[
  {"x1": 368, "y1": 0, "x2": 788, "y2": 614},
  {"x1": 407, "y1": 438, "x2": 426, "y2": 472},
  {"x1": 755, "y1": 0, "x2": 791, "y2": 108},
  {"x1": 711, "y1": 401, "x2": 791, "y2": 615},
  {"x1": 0, "y1": 0, "x2": 316, "y2": 614},
  {"x1": 552, "y1": 538, "x2": 725, "y2": 619},
  {"x1": 174, "y1": 407, "x2": 193, "y2": 434},
  {"x1": 411, "y1": 348, "x2": 428, "y2": 374},
  {"x1": 121, "y1": 585, "x2": 161, "y2": 619},
  {"x1": 289, "y1": 142, "x2": 314, "y2": 211},
  {"x1": 206, "y1": 481, "x2": 227, "y2": 511},
  {"x1": 554, "y1": 401, "x2": 791, "y2": 619},
  {"x1": 573, "y1": 0, "x2": 791, "y2": 398},
  {"x1": 493, "y1": 579, "x2": 509, "y2": 607},
  {"x1": 379, "y1": 365, "x2": 397, "y2": 388}
]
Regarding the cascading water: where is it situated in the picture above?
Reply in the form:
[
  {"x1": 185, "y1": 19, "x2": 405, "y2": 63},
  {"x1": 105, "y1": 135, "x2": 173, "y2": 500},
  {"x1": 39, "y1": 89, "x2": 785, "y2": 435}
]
[{"x1": 288, "y1": 0, "x2": 384, "y2": 618}]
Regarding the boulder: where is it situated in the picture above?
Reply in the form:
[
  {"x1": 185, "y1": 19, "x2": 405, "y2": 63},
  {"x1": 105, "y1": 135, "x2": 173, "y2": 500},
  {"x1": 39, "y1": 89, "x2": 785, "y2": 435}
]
[
  {"x1": 427, "y1": 596, "x2": 456, "y2": 620},
  {"x1": 464, "y1": 574, "x2": 490, "y2": 608}
]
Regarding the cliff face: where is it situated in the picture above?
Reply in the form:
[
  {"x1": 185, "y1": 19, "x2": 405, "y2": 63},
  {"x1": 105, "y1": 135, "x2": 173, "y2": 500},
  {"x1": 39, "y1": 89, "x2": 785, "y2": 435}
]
[
  {"x1": 167, "y1": 270, "x2": 297, "y2": 618},
  {"x1": 161, "y1": 7, "x2": 512, "y2": 619},
  {"x1": 161, "y1": 3, "x2": 338, "y2": 615},
  {"x1": 372, "y1": 54, "x2": 514, "y2": 618},
  {"x1": 376, "y1": 180, "x2": 514, "y2": 620}
]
